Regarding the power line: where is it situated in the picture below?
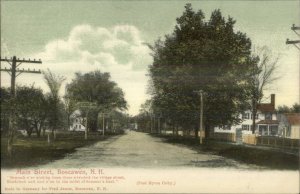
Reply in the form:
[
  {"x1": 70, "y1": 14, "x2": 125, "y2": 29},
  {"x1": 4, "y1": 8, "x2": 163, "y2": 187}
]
[{"x1": 0, "y1": 55, "x2": 42, "y2": 157}]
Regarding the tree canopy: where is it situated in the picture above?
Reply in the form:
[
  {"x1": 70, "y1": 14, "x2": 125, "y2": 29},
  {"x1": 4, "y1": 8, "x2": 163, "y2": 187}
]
[
  {"x1": 66, "y1": 70, "x2": 127, "y2": 111},
  {"x1": 148, "y1": 4, "x2": 254, "y2": 135}
]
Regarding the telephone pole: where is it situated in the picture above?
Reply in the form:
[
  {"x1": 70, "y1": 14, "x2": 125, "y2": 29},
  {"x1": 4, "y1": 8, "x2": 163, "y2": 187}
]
[
  {"x1": 194, "y1": 90, "x2": 204, "y2": 144},
  {"x1": 286, "y1": 24, "x2": 300, "y2": 103},
  {"x1": 0, "y1": 56, "x2": 42, "y2": 157},
  {"x1": 101, "y1": 113, "x2": 109, "y2": 136}
]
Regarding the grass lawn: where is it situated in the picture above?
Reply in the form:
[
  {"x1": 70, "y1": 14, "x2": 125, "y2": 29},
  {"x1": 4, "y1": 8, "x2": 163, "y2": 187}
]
[
  {"x1": 151, "y1": 134, "x2": 299, "y2": 170},
  {"x1": 1, "y1": 131, "x2": 121, "y2": 168}
]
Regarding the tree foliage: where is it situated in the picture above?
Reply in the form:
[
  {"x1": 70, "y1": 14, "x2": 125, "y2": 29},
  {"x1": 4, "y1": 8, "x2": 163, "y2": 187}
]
[
  {"x1": 15, "y1": 86, "x2": 48, "y2": 137},
  {"x1": 0, "y1": 87, "x2": 11, "y2": 133},
  {"x1": 1, "y1": 86, "x2": 48, "y2": 137},
  {"x1": 277, "y1": 103, "x2": 300, "y2": 113},
  {"x1": 66, "y1": 70, "x2": 127, "y2": 111},
  {"x1": 148, "y1": 4, "x2": 253, "y2": 135},
  {"x1": 66, "y1": 70, "x2": 127, "y2": 131}
]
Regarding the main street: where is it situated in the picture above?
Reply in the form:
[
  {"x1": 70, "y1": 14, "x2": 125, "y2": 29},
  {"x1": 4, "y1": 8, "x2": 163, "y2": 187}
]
[{"x1": 38, "y1": 130, "x2": 256, "y2": 169}]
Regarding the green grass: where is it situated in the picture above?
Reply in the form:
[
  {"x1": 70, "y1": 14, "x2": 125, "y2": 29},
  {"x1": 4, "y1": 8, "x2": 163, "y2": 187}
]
[
  {"x1": 151, "y1": 134, "x2": 299, "y2": 170},
  {"x1": 1, "y1": 131, "x2": 122, "y2": 168}
]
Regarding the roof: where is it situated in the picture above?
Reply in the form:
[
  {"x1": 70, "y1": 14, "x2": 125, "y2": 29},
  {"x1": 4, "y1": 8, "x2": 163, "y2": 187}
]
[
  {"x1": 285, "y1": 113, "x2": 300, "y2": 125},
  {"x1": 257, "y1": 120, "x2": 279, "y2": 125},
  {"x1": 257, "y1": 104, "x2": 275, "y2": 112}
]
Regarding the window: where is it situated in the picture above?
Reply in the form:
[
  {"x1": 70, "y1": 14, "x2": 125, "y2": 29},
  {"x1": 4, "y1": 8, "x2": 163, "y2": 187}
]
[
  {"x1": 259, "y1": 125, "x2": 268, "y2": 135},
  {"x1": 270, "y1": 126, "x2": 278, "y2": 136},
  {"x1": 242, "y1": 113, "x2": 250, "y2": 119},
  {"x1": 242, "y1": 125, "x2": 250, "y2": 131},
  {"x1": 79, "y1": 125, "x2": 81, "y2": 129},
  {"x1": 265, "y1": 113, "x2": 272, "y2": 120}
]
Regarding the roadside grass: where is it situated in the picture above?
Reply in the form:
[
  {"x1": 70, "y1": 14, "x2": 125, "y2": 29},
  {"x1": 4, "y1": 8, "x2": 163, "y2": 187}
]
[
  {"x1": 151, "y1": 134, "x2": 299, "y2": 170},
  {"x1": 1, "y1": 131, "x2": 122, "y2": 168}
]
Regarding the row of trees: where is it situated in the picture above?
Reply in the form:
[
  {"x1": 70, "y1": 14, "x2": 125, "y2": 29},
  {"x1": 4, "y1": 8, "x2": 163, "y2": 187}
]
[
  {"x1": 1, "y1": 70, "x2": 128, "y2": 137},
  {"x1": 136, "y1": 4, "x2": 279, "y2": 136}
]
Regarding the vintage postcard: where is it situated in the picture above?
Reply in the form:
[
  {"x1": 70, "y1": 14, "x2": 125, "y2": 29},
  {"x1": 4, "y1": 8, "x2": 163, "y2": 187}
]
[{"x1": 1, "y1": 0, "x2": 299, "y2": 193}]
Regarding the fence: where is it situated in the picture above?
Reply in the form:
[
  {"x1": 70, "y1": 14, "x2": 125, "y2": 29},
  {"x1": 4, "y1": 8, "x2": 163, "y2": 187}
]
[
  {"x1": 256, "y1": 136, "x2": 300, "y2": 149},
  {"x1": 211, "y1": 132, "x2": 299, "y2": 149},
  {"x1": 210, "y1": 132, "x2": 236, "y2": 142},
  {"x1": 242, "y1": 134, "x2": 257, "y2": 145}
]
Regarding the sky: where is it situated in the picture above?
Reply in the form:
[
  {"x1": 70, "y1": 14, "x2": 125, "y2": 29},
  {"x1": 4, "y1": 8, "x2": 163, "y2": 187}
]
[{"x1": 1, "y1": 0, "x2": 299, "y2": 115}]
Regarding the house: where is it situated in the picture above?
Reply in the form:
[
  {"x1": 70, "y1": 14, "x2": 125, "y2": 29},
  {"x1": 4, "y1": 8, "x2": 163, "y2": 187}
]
[
  {"x1": 214, "y1": 94, "x2": 279, "y2": 136},
  {"x1": 69, "y1": 110, "x2": 86, "y2": 132},
  {"x1": 278, "y1": 113, "x2": 300, "y2": 139}
]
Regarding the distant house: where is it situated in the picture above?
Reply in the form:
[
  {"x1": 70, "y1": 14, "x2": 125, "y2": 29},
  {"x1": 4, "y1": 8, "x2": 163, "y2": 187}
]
[
  {"x1": 214, "y1": 94, "x2": 279, "y2": 136},
  {"x1": 278, "y1": 113, "x2": 300, "y2": 139},
  {"x1": 69, "y1": 110, "x2": 86, "y2": 132}
]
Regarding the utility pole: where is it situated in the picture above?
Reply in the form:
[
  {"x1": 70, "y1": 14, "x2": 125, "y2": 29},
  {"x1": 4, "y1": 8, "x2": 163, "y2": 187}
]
[
  {"x1": 150, "y1": 113, "x2": 153, "y2": 133},
  {"x1": 101, "y1": 113, "x2": 108, "y2": 136},
  {"x1": 157, "y1": 113, "x2": 162, "y2": 134},
  {"x1": 194, "y1": 90, "x2": 204, "y2": 144},
  {"x1": 0, "y1": 56, "x2": 42, "y2": 157},
  {"x1": 286, "y1": 24, "x2": 300, "y2": 104}
]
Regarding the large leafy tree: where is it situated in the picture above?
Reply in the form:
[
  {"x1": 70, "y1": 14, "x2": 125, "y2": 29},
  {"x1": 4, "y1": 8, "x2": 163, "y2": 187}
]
[
  {"x1": 149, "y1": 4, "x2": 253, "y2": 137},
  {"x1": 15, "y1": 86, "x2": 48, "y2": 137},
  {"x1": 66, "y1": 70, "x2": 127, "y2": 131},
  {"x1": 1, "y1": 86, "x2": 48, "y2": 137}
]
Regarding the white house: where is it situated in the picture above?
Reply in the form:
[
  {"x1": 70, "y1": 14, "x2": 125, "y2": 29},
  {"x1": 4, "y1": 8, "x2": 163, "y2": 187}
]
[
  {"x1": 69, "y1": 110, "x2": 86, "y2": 132},
  {"x1": 214, "y1": 94, "x2": 279, "y2": 136}
]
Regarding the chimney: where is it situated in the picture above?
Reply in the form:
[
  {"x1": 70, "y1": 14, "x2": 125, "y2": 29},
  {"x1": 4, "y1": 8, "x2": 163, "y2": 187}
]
[{"x1": 271, "y1": 94, "x2": 275, "y2": 107}]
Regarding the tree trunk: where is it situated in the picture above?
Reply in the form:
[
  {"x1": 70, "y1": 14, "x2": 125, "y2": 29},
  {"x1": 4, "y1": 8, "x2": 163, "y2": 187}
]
[
  {"x1": 172, "y1": 124, "x2": 175, "y2": 136},
  {"x1": 7, "y1": 116, "x2": 15, "y2": 158},
  {"x1": 42, "y1": 127, "x2": 46, "y2": 137},
  {"x1": 252, "y1": 99, "x2": 257, "y2": 134},
  {"x1": 205, "y1": 125, "x2": 210, "y2": 139},
  {"x1": 27, "y1": 129, "x2": 32, "y2": 137},
  {"x1": 194, "y1": 125, "x2": 199, "y2": 138}
]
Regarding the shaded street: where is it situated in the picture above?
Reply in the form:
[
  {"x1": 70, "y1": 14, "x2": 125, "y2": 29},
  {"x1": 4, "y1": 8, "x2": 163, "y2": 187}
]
[{"x1": 38, "y1": 130, "x2": 257, "y2": 169}]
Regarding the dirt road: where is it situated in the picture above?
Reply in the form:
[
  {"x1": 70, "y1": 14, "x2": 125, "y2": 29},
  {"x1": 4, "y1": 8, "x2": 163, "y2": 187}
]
[{"x1": 39, "y1": 130, "x2": 256, "y2": 169}]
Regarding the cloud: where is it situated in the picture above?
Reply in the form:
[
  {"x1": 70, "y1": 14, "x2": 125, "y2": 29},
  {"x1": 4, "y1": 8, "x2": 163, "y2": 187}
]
[
  {"x1": 32, "y1": 24, "x2": 152, "y2": 115},
  {"x1": 38, "y1": 24, "x2": 152, "y2": 70}
]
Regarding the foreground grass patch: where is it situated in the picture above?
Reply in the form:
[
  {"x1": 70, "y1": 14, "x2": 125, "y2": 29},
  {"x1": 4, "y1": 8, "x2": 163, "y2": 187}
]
[{"x1": 1, "y1": 131, "x2": 121, "y2": 168}]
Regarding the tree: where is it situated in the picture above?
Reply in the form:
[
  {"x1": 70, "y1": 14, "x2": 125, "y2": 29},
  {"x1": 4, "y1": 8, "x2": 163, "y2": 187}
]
[
  {"x1": 277, "y1": 105, "x2": 291, "y2": 113},
  {"x1": 291, "y1": 103, "x2": 300, "y2": 113},
  {"x1": 148, "y1": 4, "x2": 253, "y2": 137},
  {"x1": 43, "y1": 69, "x2": 66, "y2": 138},
  {"x1": 0, "y1": 87, "x2": 11, "y2": 134},
  {"x1": 248, "y1": 47, "x2": 279, "y2": 133},
  {"x1": 63, "y1": 94, "x2": 77, "y2": 130},
  {"x1": 66, "y1": 70, "x2": 127, "y2": 131},
  {"x1": 277, "y1": 103, "x2": 300, "y2": 113},
  {"x1": 15, "y1": 86, "x2": 48, "y2": 137}
]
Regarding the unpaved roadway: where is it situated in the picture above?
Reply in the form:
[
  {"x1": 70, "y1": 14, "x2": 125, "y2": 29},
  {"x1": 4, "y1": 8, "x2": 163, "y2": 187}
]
[{"x1": 37, "y1": 130, "x2": 259, "y2": 169}]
